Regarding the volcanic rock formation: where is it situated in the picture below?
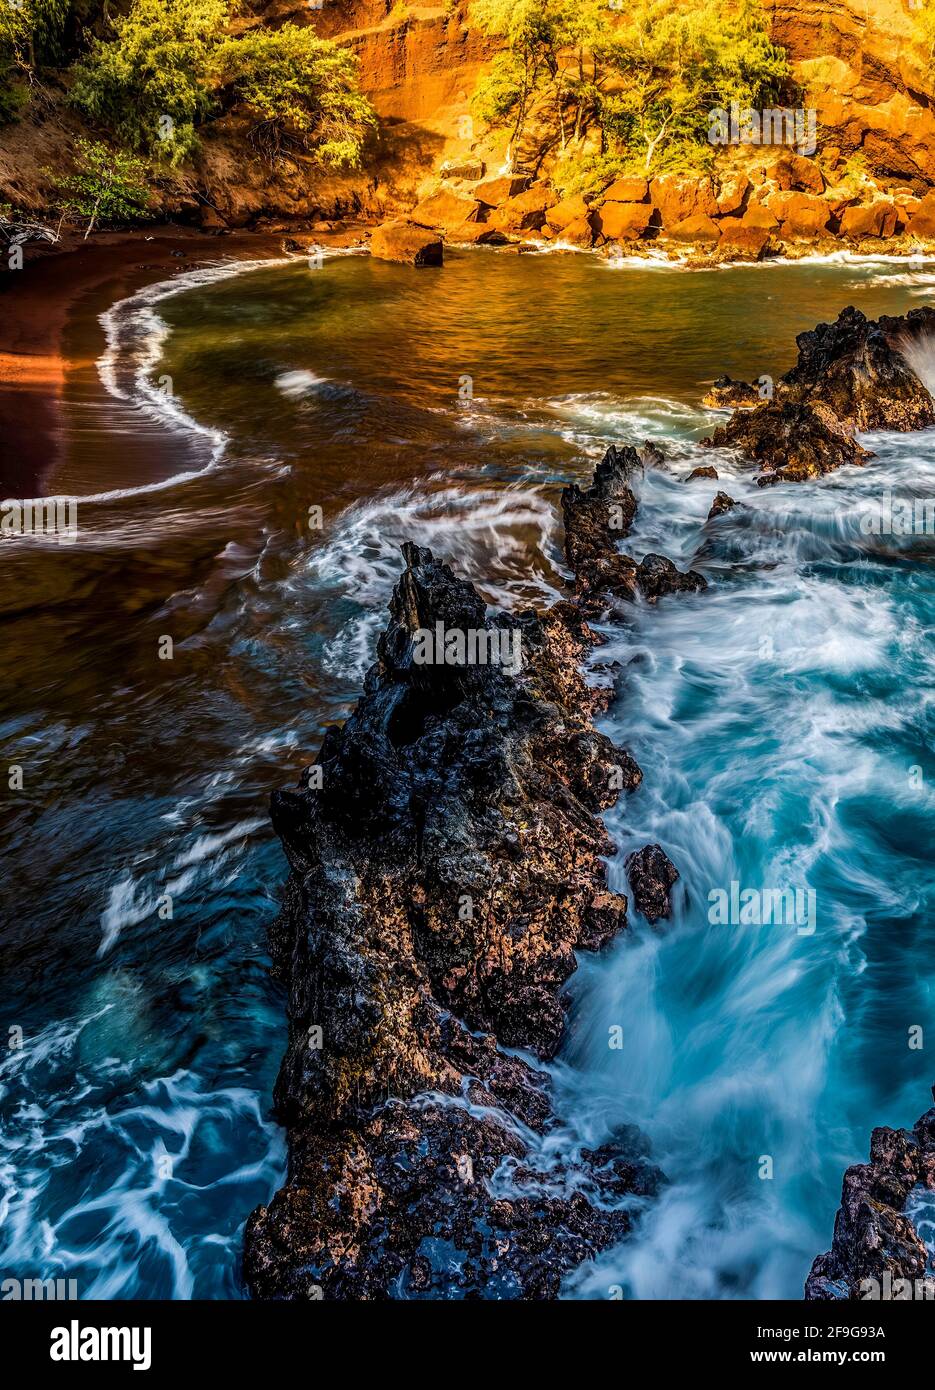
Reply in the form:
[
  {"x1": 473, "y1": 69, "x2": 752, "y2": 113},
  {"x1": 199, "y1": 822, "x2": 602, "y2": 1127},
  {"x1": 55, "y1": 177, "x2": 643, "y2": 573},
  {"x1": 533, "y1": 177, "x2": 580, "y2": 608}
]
[
  {"x1": 245, "y1": 447, "x2": 704, "y2": 1299},
  {"x1": 806, "y1": 1087, "x2": 935, "y2": 1300}
]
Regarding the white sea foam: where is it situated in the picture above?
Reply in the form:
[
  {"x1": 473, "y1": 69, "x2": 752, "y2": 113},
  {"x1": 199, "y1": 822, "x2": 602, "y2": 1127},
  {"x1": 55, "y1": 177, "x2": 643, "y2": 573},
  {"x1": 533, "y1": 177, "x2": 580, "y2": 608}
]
[
  {"x1": 274, "y1": 369, "x2": 330, "y2": 398},
  {"x1": 88, "y1": 257, "x2": 292, "y2": 505}
]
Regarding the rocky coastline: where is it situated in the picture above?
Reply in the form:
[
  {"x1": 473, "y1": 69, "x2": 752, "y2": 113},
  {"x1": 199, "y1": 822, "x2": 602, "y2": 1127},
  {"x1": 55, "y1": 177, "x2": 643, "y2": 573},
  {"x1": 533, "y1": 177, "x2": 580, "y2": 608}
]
[
  {"x1": 242, "y1": 443, "x2": 705, "y2": 1299},
  {"x1": 245, "y1": 300, "x2": 935, "y2": 1300}
]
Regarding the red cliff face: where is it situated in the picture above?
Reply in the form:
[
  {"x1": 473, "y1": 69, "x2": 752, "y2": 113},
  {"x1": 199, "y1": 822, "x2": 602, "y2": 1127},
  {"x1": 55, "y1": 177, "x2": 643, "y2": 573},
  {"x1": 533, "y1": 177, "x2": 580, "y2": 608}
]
[{"x1": 767, "y1": 0, "x2": 935, "y2": 184}]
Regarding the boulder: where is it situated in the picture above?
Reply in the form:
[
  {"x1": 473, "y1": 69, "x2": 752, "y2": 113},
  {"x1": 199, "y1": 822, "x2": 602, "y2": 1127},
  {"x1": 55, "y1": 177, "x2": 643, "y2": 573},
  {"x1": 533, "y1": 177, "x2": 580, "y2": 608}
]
[
  {"x1": 717, "y1": 223, "x2": 773, "y2": 261},
  {"x1": 370, "y1": 220, "x2": 443, "y2": 266},
  {"x1": 557, "y1": 215, "x2": 596, "y2": 249},
  {"x1": 765, "y1": 191, "x2": 831, "y2": 236},
  {"x1": 596, "y1": 201, "x2": 654, "y2": 241},
  {"x1": 838, "y1": 201, "x2": 898, "y2": 239},
  {"x1": 545, "y1": 193, "x2": 592, "y2": 230},
  {"x1": 769, "y1": 152, "x2": 825, "y2": 194},
  {"x1": 742, "y1": 202, "x2": 780, "y2": 231},
  {"x1": 440, "y1": 158, "x2": 485, "y2": 180},
  {"x1": 474, "y1": 173, "x2": 531, "y2": 206},
  {"x1": 905, "y1": 190, "x2": 935, "y2": 240},
  {"x1": 635, "y1": 553, "x2": 707, "y2": 602},
  {"x1": 650, "y1": 174, "x2": 719, "y2": 227},
  {"x1": 716, "y1": 173, "x2": 751, "y2": 216},
  {"x1": 489, "y1": 184, "x2": 558, "y2": 232},
  {"x1": 625, "y1": 844, "x2": 680, "y2": 923},
  {"x1": 601, "y1": 176, "x2": 649, "y2": 203},
  {"x1": 667, "y1": 213, "x2": 721, "y2": 243},
  {"x1": 687, "y1": 465, "x2": 718, "y2": 481},
  {"x1": 411, "y1": 188, "x2": 481, "y2": 231},
  {"x1": 446, "y1": 221, "x2": 510, "y2": 246}
]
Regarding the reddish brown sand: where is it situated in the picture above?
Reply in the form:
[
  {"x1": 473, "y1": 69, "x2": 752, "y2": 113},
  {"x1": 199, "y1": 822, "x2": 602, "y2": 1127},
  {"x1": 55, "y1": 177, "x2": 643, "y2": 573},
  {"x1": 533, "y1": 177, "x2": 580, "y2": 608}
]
[{"x1": 0, "y1": 226, "x2": 348, "y2": 498}]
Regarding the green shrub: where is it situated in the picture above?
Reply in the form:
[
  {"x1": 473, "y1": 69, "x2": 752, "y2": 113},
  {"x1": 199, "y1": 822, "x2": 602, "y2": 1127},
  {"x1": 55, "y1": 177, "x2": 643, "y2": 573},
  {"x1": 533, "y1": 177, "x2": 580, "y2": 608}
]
[
  {"x1": 210, "y1": 24, "x2": 376, "y2": 165},
  {"x1": 70, "y1": 0, "x2": 375, "y2": 168},
  {"x1": 54, "y1": 136, "x2": 151, "y2": 235},
  {"x1": 70, "y1": 0, "x2": 228, "y2": 164}
]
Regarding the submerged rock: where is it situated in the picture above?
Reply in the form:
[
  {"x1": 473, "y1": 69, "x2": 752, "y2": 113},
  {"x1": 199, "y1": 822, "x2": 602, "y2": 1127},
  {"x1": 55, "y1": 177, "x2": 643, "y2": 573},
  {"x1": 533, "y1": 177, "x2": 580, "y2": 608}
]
[
  {"x1": 625, "y1": 844, "x2": 680, "y2": 924},
  {"x1": 806, "y1": 1087, "x2": 935, "y2": 1300},
  {"x1": 702, "y1": 375, "x2": 761, "y2": 410},
  {"x1": 707, "y1": 491, "x2": 737, "y2": 519},
  {"x1": 244, "y1": 541, "x2": 658, "y2": 1300}
]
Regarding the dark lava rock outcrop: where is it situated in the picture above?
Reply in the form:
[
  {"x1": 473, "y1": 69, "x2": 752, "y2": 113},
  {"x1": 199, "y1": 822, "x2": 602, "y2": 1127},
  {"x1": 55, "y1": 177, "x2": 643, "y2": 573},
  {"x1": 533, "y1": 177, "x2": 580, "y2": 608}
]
[
  {"x1": 561, "y1": 444, "x2": 707, "y2": 608},
  {"x1": 704, "y1": 399, "x2": 871, "y2": 482},
  {"x1": 781, "y1": 306, "x2": 935, "y2": 433},
  {"x1": 625, "y1": 844, "x2": 680, "y2": 924},
  {"x1": 703, "y1": 306, "x2": 935, "y2": 481},
  {"x1": 702, "y1": 375, "x2": 762, "y2": 410},
  {"x1": 244, "y1": 539, "x2": 663, "y2": 1300},
  {"x1": 805, "y1": 1086, "x2": 935, "y2": 1300},
  {"x1": 245, "y1": 447, "x2": 706, "y2": 1300},
  {"x1": 707, "y1": 491, "x2": 737, "y2": 519}
]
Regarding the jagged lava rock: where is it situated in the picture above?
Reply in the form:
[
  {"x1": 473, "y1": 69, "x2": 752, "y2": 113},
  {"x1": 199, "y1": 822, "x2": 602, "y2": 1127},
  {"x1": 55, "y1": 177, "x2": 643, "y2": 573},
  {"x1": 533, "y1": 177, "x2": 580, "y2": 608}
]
[
  {"x1": 562, "y1": 445, "x2": 706, "y2": 607},
  {"x1": 806, "y1": 1087, "x2": 935, "y2": 1300},
  {"x1": 781, "y1": 305, "x2": 935, "y2": 432},
  {"x1": 625, "y1": 844, "x2": 680, "y2": 924},
  {"x1": 707, "y1": 491, "x2": 738, "y2": 520},
  {"x1": 703, "y1": 376, "x2": 762, "y2": 410},
  {"x1": 244, "y1": 542, "x2": 658, "y2": 1300},
  {"x1": 704, "y1": 399, "x2": 871, "y2": 481}
]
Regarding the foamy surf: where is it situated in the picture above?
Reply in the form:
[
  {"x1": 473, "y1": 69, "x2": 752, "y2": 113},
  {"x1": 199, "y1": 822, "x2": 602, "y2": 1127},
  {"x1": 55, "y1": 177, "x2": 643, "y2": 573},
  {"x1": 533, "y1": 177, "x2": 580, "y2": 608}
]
[{"x1": 90, "y1": 256, "x2": 291, "y2": 505}]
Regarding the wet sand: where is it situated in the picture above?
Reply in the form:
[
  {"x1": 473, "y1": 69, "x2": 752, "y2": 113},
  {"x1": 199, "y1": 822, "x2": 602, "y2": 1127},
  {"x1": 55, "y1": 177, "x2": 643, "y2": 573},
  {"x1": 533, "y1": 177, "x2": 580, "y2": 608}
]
[{"x1": 0, "y1": 227, "x2": 309, "y2": 498}]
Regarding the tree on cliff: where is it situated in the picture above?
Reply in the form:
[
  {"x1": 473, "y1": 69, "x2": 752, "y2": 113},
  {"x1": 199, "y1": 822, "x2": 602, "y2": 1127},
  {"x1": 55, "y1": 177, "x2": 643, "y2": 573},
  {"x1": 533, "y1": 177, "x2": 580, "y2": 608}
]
[
  {"x1": 70, "y1": 0, "x2": 375, "y2": 167},
  {"x1": 209, "y1": 25, "x2": 376, "y2": 165},
  {"x1": 472, "y1": 0, "x2": 789, "y2": 178},
  {"x1": 601, "y1": 0, "x2": 789, "y2": 173}
]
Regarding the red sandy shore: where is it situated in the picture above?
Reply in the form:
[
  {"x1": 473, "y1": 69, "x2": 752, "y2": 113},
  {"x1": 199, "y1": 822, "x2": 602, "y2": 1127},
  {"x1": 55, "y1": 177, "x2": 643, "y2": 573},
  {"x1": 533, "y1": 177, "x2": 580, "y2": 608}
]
[{"x1": 0, "y1": 226, "x2": 322, "y2": 498}]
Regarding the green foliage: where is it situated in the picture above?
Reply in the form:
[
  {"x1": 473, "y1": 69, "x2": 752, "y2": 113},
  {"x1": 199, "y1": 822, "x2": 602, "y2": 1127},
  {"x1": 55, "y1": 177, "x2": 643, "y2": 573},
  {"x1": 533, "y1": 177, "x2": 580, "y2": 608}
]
[
  {"x1": 0, "y1": 0, "x2": 71, "y2": 69},
  {"x1": 70, "y1": 0, "x2": 225, "y2": 164},
  {"x1": 210, "y1": 24, "x2": 376, "y2": 165},
  {"x1": 70, "y1": 0, "x2": 375, "y2": 168},
  {"x1": 604, "y1": 0, "x2": 789, "y2": 173},
  {"x1": 473, "y1": 0, "x2": 790, "y2": 176},
  {"x1": 54, "y1": 136, "x2": 150, "y2": 234},
  {"x1": 0, "y1": 0, "x2": 71, "y2": 120}
]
